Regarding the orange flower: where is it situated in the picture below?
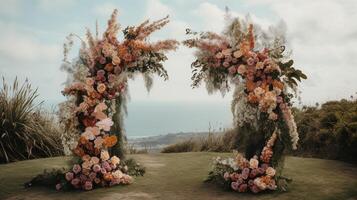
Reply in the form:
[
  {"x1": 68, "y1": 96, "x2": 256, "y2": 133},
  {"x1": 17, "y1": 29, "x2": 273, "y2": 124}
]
[
  {"x1": 248, "y1": 92, "x2": 259, "y2": 104},
  {"x1": 79, "y1": 136, "x2": 88, "y2": 144},
  {"x1": 272, "y1": 80, "x2": 284, "y2": 90},
  {"x1": 248, "y1": 24, "x2": 255, "y2": 49},
  {"x1": 103, "y1": 135, "x2": 118, "y2": 148},
  {"x1": 104, "y1": 63, "x2": 114, "y2": 72},
  {"x1": 103, "y1": 173, "x2": 113, "y2": 181},
  {"x1": 73, "y1": 146, "x2": 85, "y2": 157},
  {"x1": 246, "y1": 80, "x2": 256, "y2": 92}
]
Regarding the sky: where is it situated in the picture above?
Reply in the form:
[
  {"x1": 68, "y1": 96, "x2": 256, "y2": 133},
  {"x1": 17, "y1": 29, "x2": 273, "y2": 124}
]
[{"x1": 1, "y1": 0, "x2": 357, "y2": 106}]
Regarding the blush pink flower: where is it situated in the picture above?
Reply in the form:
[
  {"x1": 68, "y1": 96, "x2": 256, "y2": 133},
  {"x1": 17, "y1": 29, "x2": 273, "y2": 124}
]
[{"x1": 96, "y1": 118, "x2": 114, "y2": 131}]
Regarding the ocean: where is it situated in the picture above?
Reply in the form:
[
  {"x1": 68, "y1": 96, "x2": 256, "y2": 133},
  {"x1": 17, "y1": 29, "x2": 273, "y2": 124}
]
[{"x1": 124, "y1": 101, "x2": 233, "y2": 138}]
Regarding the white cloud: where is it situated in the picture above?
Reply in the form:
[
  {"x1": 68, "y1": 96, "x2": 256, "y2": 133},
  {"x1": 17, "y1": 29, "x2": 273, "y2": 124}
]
[
  {"x1": 93, "y1": 2, "x2": 118, "y2": 17},
  {"x1": 145, "y1": 0, "x2": 173, "y2": 19},
  {"x1": 243, "y1": 0, "x2": 357, "y2": 103},
  {"x1": 0, "y1": 0, "x2": 22, "y2": 17},
  {"x1": 0, "y1": 21, "x2": 65, "y2": 105},
  {"x1": 0, "y1": 29, "x2": 60, "y2": 63}
]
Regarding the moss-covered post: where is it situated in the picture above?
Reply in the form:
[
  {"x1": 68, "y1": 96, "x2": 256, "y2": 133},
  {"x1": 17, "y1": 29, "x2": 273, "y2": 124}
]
[{"x1": 110, "y1": 94, "x2": 126, "y2": 160}]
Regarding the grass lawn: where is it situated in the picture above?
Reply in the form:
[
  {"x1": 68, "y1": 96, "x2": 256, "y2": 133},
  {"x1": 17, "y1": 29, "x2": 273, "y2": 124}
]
[{"x1": 0, "y1": 152, "x2": 356, "y2": 200}]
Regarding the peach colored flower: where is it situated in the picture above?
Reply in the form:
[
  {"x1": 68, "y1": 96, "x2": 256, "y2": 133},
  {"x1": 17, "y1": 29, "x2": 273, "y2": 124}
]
[
  {"x1": 82, "y1": 154, "x2": 91, "y2": 162},
  {"x1": 233, "y1": 50, "x2": 242, "y2": 58},
  {"x1": 94, "y1": 110, "x2": 107, "y2": 120},
  {"x1": 77, "y1": 102, "x2": 89, "y2": 112},
  {"x1": 82, "y1": 161, "x2": 92, "y2": 170},
  {"x1": 101, "y1": 150, "x2": 110, "y2": 161},
  {"x1": 85, "y1": 78, "x2": 95, "y2": 86},
  {"x1": 81, "y1": 129, "x2": 95, "y2": 140},
  {"x1": 112, "y1": 56, "x2": 121, "y2": 65},
  {"x1": 90, "y1": 156, "x2": 100, "y2": 165},
  {"x1": 110, "y1": 156, "x2": 120, "y2": 165},
  {"x1": 94, "y1": 136, "x2": 104, "y2": 148},
  {"x1": 96, "y1": 118, "x2": 114, "y2": 131},
  {"x1": 97, "y1": 83, "x2": 107, "y2": 94},
  {"x1": 85, "y1": 126, "x2": 100, "y2": 136},
  {"x1": 222, "y1": 49, "x2": 232, "y2": 56},
  {"x1": 256, "y1": 62, "x2": 264, "y2": 69},
  {"x1": 237, "y1": 64, "x2": 247, "y2": 74},
  {"x1": 95, "y1": 102, "x2": 108, "y2": 112},
  {"x1": 112, "y1": 170, "x2": 123, "y2": 179},
  {"x1": 249, "y1": 158, "x2": 259, "y2": 169},
  {"x1": 215, "y1": 52, "x2": 223, "y2": 59},
  {"x1": 266, "y1": 167, "x2": 276, "y2": 177}
]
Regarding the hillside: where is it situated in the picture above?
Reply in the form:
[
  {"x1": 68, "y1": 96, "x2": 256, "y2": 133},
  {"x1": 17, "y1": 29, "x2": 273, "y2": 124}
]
[{"x1": 0, "y1": 153, "x2": 356, "y2": 200}]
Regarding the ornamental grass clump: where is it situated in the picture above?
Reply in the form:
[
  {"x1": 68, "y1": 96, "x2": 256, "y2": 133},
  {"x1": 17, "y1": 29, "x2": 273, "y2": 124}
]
[{"x1": 0, "y1": 78, "x2": 63, "y2": 163}]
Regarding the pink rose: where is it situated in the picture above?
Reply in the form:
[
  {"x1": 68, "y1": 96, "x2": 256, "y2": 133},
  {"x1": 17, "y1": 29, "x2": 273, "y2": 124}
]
[
  {"x1": 231, "y1": 181, "x2": 240, "y2": 191},
  {"x1": 114, "y1": 66, "x2": 122, "y2": 75},
  {"x1": 84, "y1": 181, "x2": 93, "y2": 191},
  {"x1": 223, "y1": 61, "x2": 230, "y2": 68},
  {"x1": 247, "y1": 57, "x2": 255, "y2": 66},
  {"x1": 89, "y1": 172, "x2": 97, "y2": 180},
  {"x1": 71, "y1": 178, "x2": 80, "y2": 186},
  {"x1": 250, "y1": 184, "x2": 261, "y2": 193},
  {"x1": 93, "y1": 164, "x2": 101, "y2": 172},
  {"x1": 238, "y1": 183, "x2": 248, "y2": 192},
  {"x1": 65, "y1": 172, "x2": 74, "y2": 181},
  {"x1": 55, "y1": 183, "x2": 62, "y2": 191},
  {"x1": 72, "y1": 164, "x2": 81, "y2": 174},
  {"x1": 228, "y1": 66, "x2": 237, "y2": 75}
]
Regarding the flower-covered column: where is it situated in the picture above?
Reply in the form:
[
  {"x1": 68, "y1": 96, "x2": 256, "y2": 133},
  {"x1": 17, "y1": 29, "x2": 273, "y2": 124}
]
[
  {"x1": 29, "y1": 9, "x2": 178, "y2": 191},
  {"x1": 184, "y1": 15, "x2": 306, "y2": 193}
]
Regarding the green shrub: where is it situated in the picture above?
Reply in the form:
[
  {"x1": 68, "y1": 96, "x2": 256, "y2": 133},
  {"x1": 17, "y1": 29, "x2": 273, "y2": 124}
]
[
  {"x1": 161, "y1": 139, "x2": 196, "y2": 153},
  {"x1": 0, "y1": 78, "x2": 64, "y2": 163},
  {"x1": 162, "y1": 98, "x2": 357, "y2": 163}
]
